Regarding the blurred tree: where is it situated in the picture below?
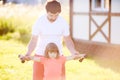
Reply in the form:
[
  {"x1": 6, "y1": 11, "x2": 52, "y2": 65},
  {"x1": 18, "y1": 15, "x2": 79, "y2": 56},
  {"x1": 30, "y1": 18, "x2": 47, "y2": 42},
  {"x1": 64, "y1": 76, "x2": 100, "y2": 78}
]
[
  {"x1": 1, "y1": 0, "x2": 6, "y2": 4},
  {"x1": 41, "y1": 0, "x2": 47, "y2": 4}
]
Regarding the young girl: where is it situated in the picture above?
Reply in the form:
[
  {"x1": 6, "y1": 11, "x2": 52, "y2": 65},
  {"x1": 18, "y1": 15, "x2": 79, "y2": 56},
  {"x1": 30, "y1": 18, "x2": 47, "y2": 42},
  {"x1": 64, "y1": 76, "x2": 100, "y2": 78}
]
[{"x1": 19, "y1": 43, "x2": 86, "y2": 80}]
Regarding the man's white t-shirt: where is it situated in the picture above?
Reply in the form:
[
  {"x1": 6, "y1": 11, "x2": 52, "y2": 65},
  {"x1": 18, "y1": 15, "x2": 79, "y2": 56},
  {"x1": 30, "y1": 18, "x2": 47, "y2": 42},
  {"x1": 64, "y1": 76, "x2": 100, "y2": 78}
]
[{"x1": 32, "y1": 14, "x2": 70, "y2": 56}]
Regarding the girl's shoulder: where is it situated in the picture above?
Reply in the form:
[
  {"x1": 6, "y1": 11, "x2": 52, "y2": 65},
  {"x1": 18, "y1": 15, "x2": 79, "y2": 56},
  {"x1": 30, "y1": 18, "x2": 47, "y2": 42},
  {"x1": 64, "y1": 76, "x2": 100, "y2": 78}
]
[
  {"x1": 59, "y1": 56, "x2": 65, "y2": 58},
  {"x1": 40, "y1": 56, "x2": 49, "y2": 62},
  {"x1": 58, "y1": 56, "x2": 66, "y2": 62}
]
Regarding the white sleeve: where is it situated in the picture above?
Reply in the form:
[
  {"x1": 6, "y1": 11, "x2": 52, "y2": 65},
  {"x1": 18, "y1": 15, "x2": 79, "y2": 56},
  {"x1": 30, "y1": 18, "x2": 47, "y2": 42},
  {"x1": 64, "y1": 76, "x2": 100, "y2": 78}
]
[
  {"x1": 32, "y1": 18, "x2": 41, "y2": 36},
  {"x1": 63, "y1": 21, "x2": 70, "y2": 36}
]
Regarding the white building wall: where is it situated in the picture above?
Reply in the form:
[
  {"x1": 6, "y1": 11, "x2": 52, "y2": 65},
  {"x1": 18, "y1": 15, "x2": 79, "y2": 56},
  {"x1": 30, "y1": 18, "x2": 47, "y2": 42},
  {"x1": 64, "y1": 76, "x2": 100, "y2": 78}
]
[
  {"x1": 72, "y1": 0, "x2": 120, "y2": 44},
  {"x1": 111, "y1": 17, "x2": 120, "y2": 44},
  {"x1": 73, "y1": 0, "x2": 89, "y2": 40},
  {"x1": 73, "y1": 0, "x2": 89, "y2": 12},
  {"x1": 111, "y1": 0, "x2": 120, "y2": 44},
  {"x1": 91, "y1": 16, "x2": 109, "y2": 43},
  {"x1": 111, "y1": 0, "x2": 120, "y2": 13},
  {"x1": 73, "y1": 15, "x2": 89, "y2": 40}
]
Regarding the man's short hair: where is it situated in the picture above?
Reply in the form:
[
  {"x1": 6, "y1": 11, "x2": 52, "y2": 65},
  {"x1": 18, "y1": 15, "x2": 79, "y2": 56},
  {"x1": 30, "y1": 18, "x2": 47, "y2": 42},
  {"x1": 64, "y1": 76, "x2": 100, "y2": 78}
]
[{"x1": 46, "y1": 1, "x2": 61, "y2": 14}]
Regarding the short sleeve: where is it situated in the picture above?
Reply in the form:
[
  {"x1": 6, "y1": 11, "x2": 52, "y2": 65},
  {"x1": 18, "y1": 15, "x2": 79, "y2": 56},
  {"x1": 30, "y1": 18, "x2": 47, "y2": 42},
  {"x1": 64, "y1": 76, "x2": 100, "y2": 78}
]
[
  {"x1": 62, "y1": 20, "x2": 70, "y2": 37},
  {"x1": 60, "y1": 56, "x2": 66, "y2": 64},
  {"x1": 32, "y1": 18, "x2": 41, "y2": 36},
  {"x1": 63, "y1": 24, "x2": 70, "y2": 36},
  {"x1": 40, "y1": 57, "x2": 46, "y2": 64}
]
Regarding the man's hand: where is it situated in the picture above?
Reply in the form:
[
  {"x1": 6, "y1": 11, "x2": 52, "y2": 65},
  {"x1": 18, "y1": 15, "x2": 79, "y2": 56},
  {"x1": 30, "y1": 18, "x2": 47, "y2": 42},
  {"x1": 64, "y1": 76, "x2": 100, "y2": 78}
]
[
  {"x1": 73, "y1": 53, "x2": 86, "y2": 62},
  {"x1": 18, "y1": 54, "x2": 31, "y2": 63},
  {"x1": 79, "y1": 53, "x2": 86, "y2": 62},
  {"x1": 71, "y1": 50, "x2": 80, "y2": 56}
]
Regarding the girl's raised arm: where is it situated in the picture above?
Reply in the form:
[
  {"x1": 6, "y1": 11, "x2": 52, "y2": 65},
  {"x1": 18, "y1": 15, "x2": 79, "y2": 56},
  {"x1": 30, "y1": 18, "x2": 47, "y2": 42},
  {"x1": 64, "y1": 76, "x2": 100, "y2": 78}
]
[
  {"x1": 30, "y1": 56, "x2": 41, "y2": 62},
  {"x1": 18, "y1": 55, "x2": 41, "y2": 63},
  {"x1": 66, "y1": 54, "x2": 86, "y2": 61}
]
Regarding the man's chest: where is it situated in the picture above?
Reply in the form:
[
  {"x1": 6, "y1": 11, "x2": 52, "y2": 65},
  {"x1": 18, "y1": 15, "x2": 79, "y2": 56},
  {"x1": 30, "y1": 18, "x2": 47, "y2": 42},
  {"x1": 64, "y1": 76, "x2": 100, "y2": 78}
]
[{"x1": 40, "y1": 24, "x2": 64, "y2": 36}]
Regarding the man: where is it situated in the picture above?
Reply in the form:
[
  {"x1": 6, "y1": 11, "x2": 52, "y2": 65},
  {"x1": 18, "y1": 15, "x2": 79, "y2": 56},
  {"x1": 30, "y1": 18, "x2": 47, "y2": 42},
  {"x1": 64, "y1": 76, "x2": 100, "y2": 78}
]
[{"x1": 24, "y1": 1, "x2": 85, "y2": 80}]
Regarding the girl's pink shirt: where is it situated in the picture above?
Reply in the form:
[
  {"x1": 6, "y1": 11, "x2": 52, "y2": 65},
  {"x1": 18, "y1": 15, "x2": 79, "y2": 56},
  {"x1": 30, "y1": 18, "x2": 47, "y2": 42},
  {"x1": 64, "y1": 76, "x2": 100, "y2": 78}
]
[{"x1": 40, "y1": 56, "x2": 66, "y2": 80}]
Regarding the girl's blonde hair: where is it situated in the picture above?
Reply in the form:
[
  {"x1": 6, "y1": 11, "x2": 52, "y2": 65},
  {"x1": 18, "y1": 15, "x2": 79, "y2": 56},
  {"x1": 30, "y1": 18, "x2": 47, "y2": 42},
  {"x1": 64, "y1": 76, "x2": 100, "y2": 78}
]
[{"x1": 44, "y1": 43, "x2": 60, "y2": 59}]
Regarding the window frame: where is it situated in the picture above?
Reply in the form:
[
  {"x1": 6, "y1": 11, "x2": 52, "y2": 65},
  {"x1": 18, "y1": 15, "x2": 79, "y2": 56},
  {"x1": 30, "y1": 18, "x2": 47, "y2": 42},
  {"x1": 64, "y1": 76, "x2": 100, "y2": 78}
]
[{"x1": 92, "y1": 0, "x2": 109, "y2": 12}]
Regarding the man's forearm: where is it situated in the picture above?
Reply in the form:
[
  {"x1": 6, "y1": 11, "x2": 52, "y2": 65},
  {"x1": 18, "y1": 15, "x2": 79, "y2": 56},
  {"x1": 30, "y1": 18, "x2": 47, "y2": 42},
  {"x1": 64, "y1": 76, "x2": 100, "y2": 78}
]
[
  {"x1": 26, "y1": 42, "x2": 36, "y2": 56},
  {"x1": 25, "y1": 36, "x2": 38, "y2": 56},
  {"x1": 65, "y1": 39, "x2": 75, "y2": 53},
  {"x1": 64, "y1": 36, "x2": 78, "y2": 55}
]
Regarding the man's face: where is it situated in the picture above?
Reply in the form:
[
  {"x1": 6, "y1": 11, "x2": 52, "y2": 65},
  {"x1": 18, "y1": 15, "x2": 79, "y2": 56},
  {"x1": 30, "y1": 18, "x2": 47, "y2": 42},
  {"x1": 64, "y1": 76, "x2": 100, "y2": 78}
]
[{"x1": 47, "y1": 12, "x2": 59, "y2": 22}]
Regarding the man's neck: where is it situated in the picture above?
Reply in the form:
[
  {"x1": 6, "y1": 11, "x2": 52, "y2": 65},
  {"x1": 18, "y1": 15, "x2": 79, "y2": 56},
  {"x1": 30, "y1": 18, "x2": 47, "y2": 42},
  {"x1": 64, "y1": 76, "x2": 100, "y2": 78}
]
[{"x1": 47, "y1": 18, "x2": 56, "y2": 23}]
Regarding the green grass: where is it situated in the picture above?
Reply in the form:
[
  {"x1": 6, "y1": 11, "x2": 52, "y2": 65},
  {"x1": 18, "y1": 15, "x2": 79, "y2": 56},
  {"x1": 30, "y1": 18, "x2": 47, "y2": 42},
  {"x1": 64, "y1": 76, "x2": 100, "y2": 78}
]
[
  {"x1": 0, "y1": 4, "x2": 42, "y2": 43},
  {"x1": 0, "y1": 40, "x2": 32, "y2": 80},
  {"x1": 0, "y1": 40, "x2": 120, "y2": 80}
]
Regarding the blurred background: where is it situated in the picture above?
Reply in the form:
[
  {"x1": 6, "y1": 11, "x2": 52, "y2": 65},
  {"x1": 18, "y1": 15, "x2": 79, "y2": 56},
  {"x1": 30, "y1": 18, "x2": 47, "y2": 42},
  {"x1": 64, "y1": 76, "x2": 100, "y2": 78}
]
[
  {"x1": 0, "y1": 0, "x2": 120, "y2": 80},
  {"x1": 0, "y1": 0, "x2": 69, "y2": 44}
]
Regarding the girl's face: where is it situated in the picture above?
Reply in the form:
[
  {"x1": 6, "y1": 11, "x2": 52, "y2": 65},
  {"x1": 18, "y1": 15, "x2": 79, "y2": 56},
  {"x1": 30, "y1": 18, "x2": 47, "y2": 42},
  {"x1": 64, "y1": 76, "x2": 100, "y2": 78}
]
[{"x1": 48, "y1": 51, "x2": 57, "y2": 59}]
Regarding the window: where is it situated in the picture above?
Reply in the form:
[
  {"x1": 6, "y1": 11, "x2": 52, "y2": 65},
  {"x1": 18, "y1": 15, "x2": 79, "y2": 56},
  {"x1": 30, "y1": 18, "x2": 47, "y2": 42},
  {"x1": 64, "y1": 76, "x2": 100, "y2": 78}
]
[{"x1": 92, "y1": 0, "x2": 109, "y2": 12}]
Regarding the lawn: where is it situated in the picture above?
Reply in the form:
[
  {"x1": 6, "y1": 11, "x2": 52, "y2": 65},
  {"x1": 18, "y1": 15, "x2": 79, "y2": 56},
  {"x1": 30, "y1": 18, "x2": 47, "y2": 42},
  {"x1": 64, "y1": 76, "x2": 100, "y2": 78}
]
[{"x1": 0, "y1": 40, "x2": 120, "y2": 80}]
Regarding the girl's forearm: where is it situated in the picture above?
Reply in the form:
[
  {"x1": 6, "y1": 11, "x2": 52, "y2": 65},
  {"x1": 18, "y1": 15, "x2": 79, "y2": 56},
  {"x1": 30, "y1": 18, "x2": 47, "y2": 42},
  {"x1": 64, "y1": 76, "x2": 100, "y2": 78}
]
[
  {"x1": 66, "y1": 54, "x2": 86, "y2": 61},
  {"x1": 29, "y1": 56, "x2": 40, "y2": 62}
]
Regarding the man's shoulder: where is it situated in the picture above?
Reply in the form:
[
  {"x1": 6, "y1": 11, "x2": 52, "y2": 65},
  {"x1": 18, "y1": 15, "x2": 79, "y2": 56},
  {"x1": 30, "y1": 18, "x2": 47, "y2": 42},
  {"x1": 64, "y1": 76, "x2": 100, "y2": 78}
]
[
  {"x1": 57, "y1": 16, "x2": 67, "y2": 23},
  {"x1": 38, "y1": 14, "x2": 46, "y2": 20},
  {"x1": 35, "y1": 14, "x2": 47, "y2": 24},
  {"x1": 58, "y1": 16, "x2": 65, "y2": 20}
]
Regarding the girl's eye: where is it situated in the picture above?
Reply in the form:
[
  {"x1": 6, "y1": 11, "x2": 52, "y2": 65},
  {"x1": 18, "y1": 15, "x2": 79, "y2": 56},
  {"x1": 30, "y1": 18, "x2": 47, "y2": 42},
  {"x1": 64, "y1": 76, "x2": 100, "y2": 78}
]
[
  {"x1": 48, "y1": 51, "x2": 57, "y2": 54},
  {"x1": 48, "y1": 50, "x2": 57, "y2": 53}
]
